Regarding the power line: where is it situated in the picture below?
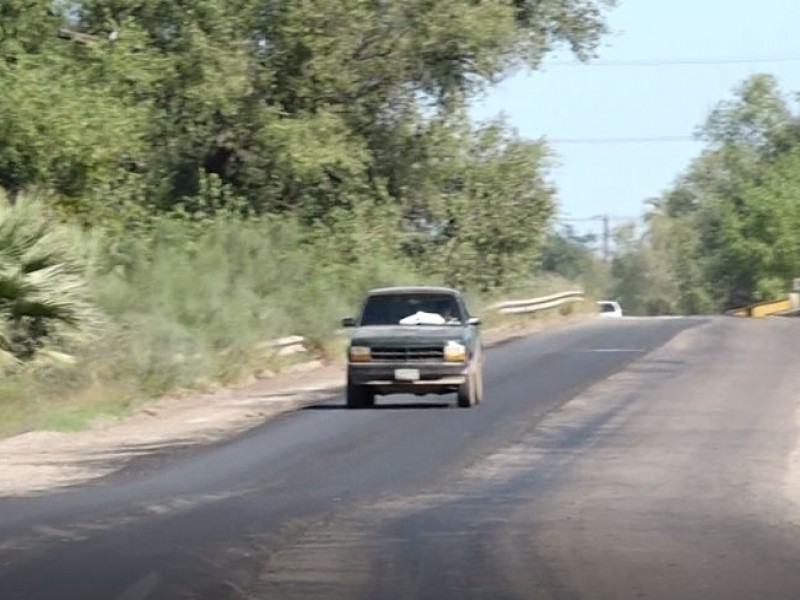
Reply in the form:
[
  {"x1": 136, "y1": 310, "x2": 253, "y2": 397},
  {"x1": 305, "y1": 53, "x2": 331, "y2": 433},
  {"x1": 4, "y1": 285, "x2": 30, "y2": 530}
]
[
  {"x1": 556, "y1": 214, "x2": 637, "y2": 226},
  {"x1": 544, "y1": 56, "x2": 800, "y2": 67},
  {"x1": 547, "y1": 136, "x2": 700, "y2": 145},
  {"x1": 556, "y1": 215, "x2": 603, "y2": 222}
]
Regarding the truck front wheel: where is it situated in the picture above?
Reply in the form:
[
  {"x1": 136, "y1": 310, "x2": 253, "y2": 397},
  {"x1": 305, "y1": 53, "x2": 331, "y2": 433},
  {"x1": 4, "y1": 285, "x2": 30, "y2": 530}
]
[
  {"x1": 346, "y1": 382, "x2": 375, "y2": 409},
  {"x1": 457, "y1": 366, "x2": 481, "y2": 408}
]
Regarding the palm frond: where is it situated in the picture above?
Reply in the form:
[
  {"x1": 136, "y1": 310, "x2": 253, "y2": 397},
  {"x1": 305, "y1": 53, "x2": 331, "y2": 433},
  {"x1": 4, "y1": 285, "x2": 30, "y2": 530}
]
[{"x1": 0, "y1": 196, "x2": 98, "y2": 367}]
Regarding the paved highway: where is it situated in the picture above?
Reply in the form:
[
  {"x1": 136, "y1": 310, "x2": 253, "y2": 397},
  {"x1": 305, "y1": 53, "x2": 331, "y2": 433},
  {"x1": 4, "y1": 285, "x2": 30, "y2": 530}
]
[{"x1": 3, "y1": 316, "x2": 800, "y2": 599}]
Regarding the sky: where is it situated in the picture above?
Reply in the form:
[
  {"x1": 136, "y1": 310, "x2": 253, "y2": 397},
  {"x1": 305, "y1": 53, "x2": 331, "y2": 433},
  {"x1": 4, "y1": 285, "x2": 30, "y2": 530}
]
[{"x1": 470, "y1": 0, "x2": 800, "y2": 237}]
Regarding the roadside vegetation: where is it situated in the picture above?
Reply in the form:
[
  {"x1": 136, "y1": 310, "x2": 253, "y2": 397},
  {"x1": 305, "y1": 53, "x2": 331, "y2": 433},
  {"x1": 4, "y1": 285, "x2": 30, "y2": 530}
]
[
  {"x1": 8, "y1": 3, "x2": 794, "y2": 433},
  {"x1": 606, "y1": 74, "x2": 800, "y2": 315},
  {"x1": 0, "y1": 0, "x2": 615, "y2": 435}
]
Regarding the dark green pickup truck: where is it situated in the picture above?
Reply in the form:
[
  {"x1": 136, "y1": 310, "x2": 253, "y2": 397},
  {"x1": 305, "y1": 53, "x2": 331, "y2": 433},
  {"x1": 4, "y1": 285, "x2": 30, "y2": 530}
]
[{"x1": 342, "y1": 286, "x2": 484, "y2": 409}]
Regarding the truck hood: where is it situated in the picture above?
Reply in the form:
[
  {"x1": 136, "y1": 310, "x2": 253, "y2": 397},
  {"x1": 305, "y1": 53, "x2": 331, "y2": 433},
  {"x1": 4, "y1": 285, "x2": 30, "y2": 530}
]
[{"x1": 350, "y1": 325, "x2": 466, "y2": 346}]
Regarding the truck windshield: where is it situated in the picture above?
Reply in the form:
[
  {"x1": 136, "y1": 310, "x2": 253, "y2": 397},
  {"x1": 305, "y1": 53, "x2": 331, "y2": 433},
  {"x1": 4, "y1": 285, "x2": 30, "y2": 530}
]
[{"x1": 360, "y1": 294, "x2": 463, "y2": 326}]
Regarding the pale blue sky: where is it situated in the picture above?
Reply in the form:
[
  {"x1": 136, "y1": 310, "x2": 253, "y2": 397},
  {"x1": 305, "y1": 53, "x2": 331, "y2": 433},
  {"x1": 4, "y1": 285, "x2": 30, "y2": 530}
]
[{"x1": 471, "y1": 0, "x2": 800, "y2": 235}]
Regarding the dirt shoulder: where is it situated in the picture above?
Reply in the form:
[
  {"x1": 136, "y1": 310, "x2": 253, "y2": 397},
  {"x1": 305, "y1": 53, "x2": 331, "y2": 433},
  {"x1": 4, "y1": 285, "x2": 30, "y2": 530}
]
[{"x1": 0, "y1": 314, "x2": 591, "y2": 497}]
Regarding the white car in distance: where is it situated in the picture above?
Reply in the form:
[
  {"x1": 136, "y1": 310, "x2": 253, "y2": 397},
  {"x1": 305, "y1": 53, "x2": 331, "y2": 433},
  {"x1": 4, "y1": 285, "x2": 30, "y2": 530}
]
[{"x1": 597, "y1": 300, "x2": 623, "y2": 318}]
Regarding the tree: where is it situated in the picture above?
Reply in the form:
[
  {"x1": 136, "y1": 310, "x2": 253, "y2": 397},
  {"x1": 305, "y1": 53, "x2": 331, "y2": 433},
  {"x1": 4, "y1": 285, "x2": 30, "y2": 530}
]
[
  {"x1": 395, "y1": 115, "x2": 557, "y2": 291},
  {"x1": 64, "y1": 0, "x2": 614, "y2": 220},
  {"x1": 540, "y1": 225, "x2": 599, "y2": 282},
  {"x1": 619, "y1": 73, "x2": 800, "y2": 313},
  {"x1": 0, "y1": 0, "x2": 617, "y2": 294},
  {"x1": 702, "y1": 74, "x2": 794, "y2": 150}
]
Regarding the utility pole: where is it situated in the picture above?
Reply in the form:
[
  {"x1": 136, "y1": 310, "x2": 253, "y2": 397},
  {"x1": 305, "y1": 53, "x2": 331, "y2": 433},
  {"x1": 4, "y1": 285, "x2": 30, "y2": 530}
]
[{"x1": 555, "y1": 213, "x2": 616, "y2": 262}]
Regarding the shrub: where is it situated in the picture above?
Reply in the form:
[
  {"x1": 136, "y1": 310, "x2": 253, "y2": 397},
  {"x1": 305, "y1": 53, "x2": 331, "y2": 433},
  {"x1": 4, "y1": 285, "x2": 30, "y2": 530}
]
[{"x1": 0, "y1": 194, "x2": 96, "y2": 368}]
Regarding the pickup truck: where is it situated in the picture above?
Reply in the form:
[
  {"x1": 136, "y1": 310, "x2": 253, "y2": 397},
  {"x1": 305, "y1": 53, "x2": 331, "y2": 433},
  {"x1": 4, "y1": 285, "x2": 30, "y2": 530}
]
[{"x1": 342, "y1": 286, "x2": 484, "y2": 409}]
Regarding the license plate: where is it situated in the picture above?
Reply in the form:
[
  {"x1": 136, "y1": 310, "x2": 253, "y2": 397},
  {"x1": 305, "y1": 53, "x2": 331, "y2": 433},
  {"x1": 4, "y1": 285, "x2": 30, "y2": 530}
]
[{"x1": 394, "y1": 368, "x2": 420, "y2": 382}]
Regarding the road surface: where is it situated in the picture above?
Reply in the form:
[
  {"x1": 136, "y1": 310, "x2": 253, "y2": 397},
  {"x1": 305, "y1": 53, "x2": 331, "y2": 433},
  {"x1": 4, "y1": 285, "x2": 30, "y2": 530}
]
[{"x1": 3, "y1": 316, "x2": 800, "y2": 600}]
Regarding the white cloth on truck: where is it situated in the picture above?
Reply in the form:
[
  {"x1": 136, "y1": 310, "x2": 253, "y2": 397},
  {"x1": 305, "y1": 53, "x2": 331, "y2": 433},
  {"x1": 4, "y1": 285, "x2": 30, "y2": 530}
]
[{"x1": 399, "y1": 311, "x2": 446, "y2": 325}]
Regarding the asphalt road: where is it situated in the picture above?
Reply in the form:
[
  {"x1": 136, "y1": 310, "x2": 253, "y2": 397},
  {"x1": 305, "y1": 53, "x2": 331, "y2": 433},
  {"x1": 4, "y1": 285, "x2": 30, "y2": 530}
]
[{"x1": 4, "y1": 316, "x2": 800, "y2": 600}]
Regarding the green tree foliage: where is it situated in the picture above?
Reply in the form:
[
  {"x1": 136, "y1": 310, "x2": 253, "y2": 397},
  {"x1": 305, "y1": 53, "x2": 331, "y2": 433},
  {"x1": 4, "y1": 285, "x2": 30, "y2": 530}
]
[
  {"x1": 397, "y1": 115, "x2": 557, "y2": 290},
  {"x1": 1, "y1": 0, "x2": 615, "y2": 282},
  {"x1": 607, "y1": 221, "x2": 689, "y2": 316},
  {"x1": 540, "y1": 224, "x2": 603, "y2": 286},
  {"x1": 611, "y1": 74, "x2": 800, "y2": 314},
  {"x1": 0, "y1": 3, "x2": 152, "y2": 209}
]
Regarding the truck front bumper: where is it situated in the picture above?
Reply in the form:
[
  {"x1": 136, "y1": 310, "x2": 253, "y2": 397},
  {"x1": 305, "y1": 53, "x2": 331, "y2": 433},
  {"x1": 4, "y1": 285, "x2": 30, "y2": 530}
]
[{"x1": 347, "y1": 362, "x2": 469, "y2": 396}]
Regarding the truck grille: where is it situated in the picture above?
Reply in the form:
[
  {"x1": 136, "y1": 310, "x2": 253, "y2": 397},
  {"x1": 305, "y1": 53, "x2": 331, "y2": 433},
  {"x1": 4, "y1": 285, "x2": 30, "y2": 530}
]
[{"x1": 370, "y1": 345, "x2": 444, "y2": 362}]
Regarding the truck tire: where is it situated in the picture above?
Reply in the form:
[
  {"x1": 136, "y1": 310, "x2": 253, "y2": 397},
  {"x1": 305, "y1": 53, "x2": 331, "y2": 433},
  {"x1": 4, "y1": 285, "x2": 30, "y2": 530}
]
[
  {"x1": 457, "y1": 368, "x2": 478, "y2": 408},
  {"x1": 473, "y1": 365, "x2": 484, "y2": 405},
  {"x1": 346, "y1": 383, "x2": 375, "y2": 409}
]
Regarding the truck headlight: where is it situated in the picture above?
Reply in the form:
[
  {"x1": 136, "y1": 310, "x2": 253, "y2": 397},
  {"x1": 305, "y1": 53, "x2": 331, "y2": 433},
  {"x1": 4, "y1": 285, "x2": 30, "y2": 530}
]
[
  {"x1": 443, "y1": 342, "x2": 467, "y2": 363},
  {"x1": 349, "y1": 346, "x2": 371, "y2": 363}
]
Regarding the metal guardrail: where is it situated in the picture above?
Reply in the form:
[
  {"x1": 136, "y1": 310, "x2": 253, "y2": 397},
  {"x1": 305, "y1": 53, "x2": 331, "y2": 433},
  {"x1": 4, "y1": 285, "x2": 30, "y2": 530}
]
[
  {"x1": 258, "y1": 335, "x2": 308, "y2": 356},
  {"x1": 751, "y1": 298, "x2": 792, "y2": 317},
  {"x1": 488, "y1": 290, "x2": 586, "y2": 315},
  {"x1": 726, "y1": 297, "x2": 794, "y2": 318}
]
